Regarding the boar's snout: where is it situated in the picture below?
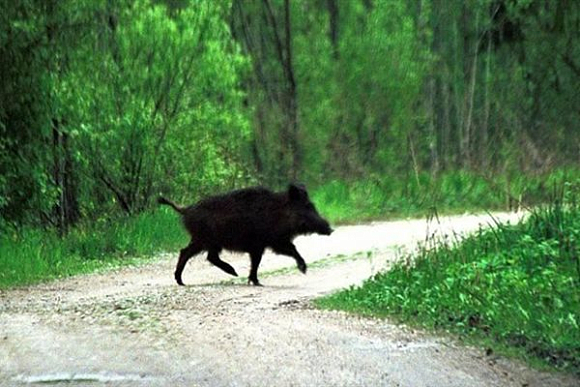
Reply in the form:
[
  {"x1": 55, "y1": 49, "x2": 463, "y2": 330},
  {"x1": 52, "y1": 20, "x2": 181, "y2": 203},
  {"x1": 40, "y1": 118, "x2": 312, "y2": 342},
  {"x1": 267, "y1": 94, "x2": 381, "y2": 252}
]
[
  {"x1": 298, "y1": 213, "x2": 333, "y2": 236},
  {"x1": 319, "y1": 220, "x2": 333, "y2": 236}
]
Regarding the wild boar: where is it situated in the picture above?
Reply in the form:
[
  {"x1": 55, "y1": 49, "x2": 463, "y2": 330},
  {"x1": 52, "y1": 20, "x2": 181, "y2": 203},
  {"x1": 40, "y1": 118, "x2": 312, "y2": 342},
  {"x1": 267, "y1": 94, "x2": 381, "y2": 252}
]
[{"x1": 158, "y1": 184, "x2": 333, "y2": 286}]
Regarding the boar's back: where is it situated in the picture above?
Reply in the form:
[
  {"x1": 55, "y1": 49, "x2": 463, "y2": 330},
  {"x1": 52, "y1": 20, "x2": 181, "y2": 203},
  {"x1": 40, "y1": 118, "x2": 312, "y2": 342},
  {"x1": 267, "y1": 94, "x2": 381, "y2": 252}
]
[{"x1": 182, "y1": 187, "x2": 286, "y2": 251}]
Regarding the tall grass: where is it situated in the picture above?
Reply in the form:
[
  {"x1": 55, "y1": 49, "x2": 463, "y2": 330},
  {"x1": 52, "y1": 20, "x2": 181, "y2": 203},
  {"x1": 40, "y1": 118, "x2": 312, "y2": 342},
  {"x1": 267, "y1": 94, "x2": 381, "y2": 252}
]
[
  {"x1": 316, "y1": 181, "x2": 580, "y2": 373},
  {"x1": 0, "y1": 208, "x2": 186, "y2": 289},
  {"x1": 312, "y1": 169, "x2": 580, "y2": 223}
]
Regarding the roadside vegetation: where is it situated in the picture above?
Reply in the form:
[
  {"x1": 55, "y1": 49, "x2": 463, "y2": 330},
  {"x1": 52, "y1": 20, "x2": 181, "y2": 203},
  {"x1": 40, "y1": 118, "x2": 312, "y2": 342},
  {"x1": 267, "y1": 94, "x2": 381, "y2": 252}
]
[
  {"x1": 0, "y1": 209, "x2": 186, "y2": 289},
  {"x1": 313, "y1": 169, "x2": 579, "y2": 223},
  {"x1": 316, "y1": 182, "x2": 580, "y2": 374}
]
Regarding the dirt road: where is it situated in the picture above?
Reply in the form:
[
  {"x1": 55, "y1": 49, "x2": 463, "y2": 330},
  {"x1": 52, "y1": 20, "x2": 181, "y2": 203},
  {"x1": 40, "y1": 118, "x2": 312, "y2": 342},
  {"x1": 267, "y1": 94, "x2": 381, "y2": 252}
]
[{"x1": 1, "y1": 213, "x2": 578, "y2": 386}]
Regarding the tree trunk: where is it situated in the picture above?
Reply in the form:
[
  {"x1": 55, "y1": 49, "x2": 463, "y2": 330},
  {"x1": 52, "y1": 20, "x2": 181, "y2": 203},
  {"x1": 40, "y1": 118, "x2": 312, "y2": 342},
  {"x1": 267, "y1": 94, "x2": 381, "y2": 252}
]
[
  {"x1": 461, "y1": 6, "x2": 479, "y2": 169},
  {"x1": 481, "y1": 28, "x2": 492, "y2": 170},
  {"x1": 326, "y1": 0, "x2": 339, "y2": 59},
  {"x1": 52, "y1": 123, "x2": 65, "y2": 233},
  {"x1": 283, "y1": 0, "x2": 300, "y2": 181},
  {"x1": 52, "y1": 120, "x2": 79, "y2": 234}
]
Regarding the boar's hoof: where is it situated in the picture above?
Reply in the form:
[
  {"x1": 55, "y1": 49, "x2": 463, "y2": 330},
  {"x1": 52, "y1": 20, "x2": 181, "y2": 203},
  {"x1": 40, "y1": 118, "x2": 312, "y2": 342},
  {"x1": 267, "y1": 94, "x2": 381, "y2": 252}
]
[
  {"x1": 175, "y1": 274, "x2": 185, "y2": 286},
  {"x1": 248, "y1": 278, "x2": 263, "y2": 286},
  {"x1": 297, "y1": 262, "x2": 307, "y2": 274}
]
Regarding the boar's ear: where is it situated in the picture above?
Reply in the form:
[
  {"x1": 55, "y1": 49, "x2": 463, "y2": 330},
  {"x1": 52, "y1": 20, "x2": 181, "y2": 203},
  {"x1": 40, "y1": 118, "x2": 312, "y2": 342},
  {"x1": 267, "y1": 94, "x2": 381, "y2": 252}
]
[{"x1": 288, "y1": 183, "x2": 307, "y2": 201}]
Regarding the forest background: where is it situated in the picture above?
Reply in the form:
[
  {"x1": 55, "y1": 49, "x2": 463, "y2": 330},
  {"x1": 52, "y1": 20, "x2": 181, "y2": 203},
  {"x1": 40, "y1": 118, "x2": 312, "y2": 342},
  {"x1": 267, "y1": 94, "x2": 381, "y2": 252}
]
[{"x1": 1, "y1": 0, "x2": 579, "y2": 273}]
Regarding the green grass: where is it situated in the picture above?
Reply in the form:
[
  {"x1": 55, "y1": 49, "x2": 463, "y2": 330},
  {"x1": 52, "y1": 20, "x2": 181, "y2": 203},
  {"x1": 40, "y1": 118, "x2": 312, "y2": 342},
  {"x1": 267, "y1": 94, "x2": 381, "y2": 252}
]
[
  {"x1": 0, "y1": 208, "x2": 187, "y2": 289},
  {"x1": 316, "y1": 182, "x2": 580, "y2": 374},
  {"x1": 312, "y1": 169, "x2": 580, "y2": 223}
]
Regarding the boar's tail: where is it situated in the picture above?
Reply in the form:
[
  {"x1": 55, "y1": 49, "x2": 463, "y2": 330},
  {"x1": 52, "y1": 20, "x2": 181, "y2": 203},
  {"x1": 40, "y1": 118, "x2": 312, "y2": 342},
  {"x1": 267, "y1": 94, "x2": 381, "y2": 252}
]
[{"x1": 157, "y1": 196, "x2": 186, "y2": 214}]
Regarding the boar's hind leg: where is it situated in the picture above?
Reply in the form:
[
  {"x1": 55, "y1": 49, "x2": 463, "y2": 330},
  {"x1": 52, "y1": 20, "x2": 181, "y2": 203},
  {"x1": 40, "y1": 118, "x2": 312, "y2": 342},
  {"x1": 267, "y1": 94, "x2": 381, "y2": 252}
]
[
  {"x1": 248, "y1": 249, "x2": 265, "y2": 286},
  {"x1": 175, "y1": 241, "x2": 203, "y2": 286},
  {"x1": 207, "y1": 249, "x2": 238, "y2": 277},
  {"x1": 272, "y1": 242, "x2": 307, "y2": 274}
]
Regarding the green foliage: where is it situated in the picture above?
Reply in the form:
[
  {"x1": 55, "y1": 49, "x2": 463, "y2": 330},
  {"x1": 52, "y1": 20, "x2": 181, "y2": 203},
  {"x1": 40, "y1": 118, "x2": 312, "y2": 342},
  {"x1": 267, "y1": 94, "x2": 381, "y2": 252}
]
[
  {"x1": 0, "y1": 0, "x2": 58, "y2": 224},
  {"x1": 290, "y1": 0, "x2": 432, "y2": 180},
  {"x1": 0, "y1": 208, "x2": 186, "y2": 289},
  {"x1": 0, "y1": 0, "x2": 252, "y2": 228},
  {"x1": 317, "y1": 182, "x2": 580, "y2": 373},
  {"x1": 313, "y1": 169, "x2": 580, "y2": 224},
  {"x1": 230, "y1": 0, "x2": 580, "y2": 189},
  {"x1": 57, "y1": 0, "x2": 251, "y2": 213}
]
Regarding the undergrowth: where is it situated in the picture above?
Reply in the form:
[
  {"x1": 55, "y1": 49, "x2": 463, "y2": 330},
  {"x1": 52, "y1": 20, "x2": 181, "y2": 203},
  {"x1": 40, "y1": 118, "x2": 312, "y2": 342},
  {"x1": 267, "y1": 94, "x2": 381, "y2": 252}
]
[
  {"x1": 313, "y1": 169, "x2": 580, "y2": 223},
  {"x1": 0, "y1": 208, "x2": 187, "y2": 289},
  {"x1": 316, "y1": 181, "x2": 580, "y2": 374}
]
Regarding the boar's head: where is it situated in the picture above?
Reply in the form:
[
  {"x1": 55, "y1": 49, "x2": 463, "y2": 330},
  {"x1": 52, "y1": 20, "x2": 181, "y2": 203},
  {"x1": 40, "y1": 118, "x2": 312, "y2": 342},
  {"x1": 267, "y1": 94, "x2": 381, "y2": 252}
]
[{"x1": 286, "y1": 184, "x2": 333, "y2": 236}]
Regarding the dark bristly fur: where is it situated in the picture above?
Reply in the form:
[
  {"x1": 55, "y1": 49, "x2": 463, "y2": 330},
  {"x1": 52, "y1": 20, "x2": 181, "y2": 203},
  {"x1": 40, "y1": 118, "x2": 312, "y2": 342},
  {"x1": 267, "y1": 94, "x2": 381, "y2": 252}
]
[{"x1": 159, "y1": 184, "x2": 333, "y2": 286}]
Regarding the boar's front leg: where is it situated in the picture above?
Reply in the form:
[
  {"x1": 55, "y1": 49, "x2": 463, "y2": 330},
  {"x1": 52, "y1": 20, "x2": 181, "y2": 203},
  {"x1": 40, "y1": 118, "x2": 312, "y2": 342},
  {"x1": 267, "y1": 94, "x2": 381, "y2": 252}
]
[
  {"x1": 175, "y1": 241, "x2": 203, "y2": 286},
  {"x1": 272, "y1": 242, "x2": 307, "y2": 274},
  {"x1": 248, "y1": 249, "x2": 265, "y2": 286},
  {"x1": 207, "y1": 249, "x2": 238, "y2": 277}
]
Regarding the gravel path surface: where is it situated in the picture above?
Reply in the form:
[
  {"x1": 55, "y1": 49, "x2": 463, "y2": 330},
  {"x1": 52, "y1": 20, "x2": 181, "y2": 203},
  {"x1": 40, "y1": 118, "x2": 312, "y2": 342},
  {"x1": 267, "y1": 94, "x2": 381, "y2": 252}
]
[{"x1": 1, "y1": 212, "x2": 578, "y2": 386}]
